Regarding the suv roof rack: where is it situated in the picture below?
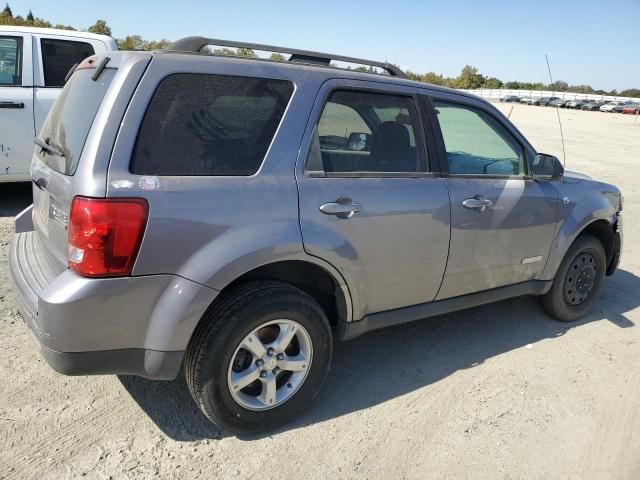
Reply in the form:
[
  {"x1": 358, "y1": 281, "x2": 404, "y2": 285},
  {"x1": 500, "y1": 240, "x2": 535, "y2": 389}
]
[{"x1": 164, "y1": 36, "x2": 407, "y2": 79}]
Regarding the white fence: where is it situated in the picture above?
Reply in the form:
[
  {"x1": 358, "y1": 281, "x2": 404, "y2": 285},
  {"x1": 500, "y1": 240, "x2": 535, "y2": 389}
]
[{"x1": 458, "y1": 89, "x2": 637, "y2": 103}]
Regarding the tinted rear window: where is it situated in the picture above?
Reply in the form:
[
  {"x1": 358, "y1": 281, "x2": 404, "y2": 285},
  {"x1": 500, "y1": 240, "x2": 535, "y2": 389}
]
[
  {"x1": 37, "y1": 68, "x2": 115, "y2": 175},
  {"x1": 131, "y1": 74, "x2": 294, "y2": 176}
]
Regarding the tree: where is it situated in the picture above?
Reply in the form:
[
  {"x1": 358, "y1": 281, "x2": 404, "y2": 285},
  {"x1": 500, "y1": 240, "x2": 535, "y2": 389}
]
[
  {"x1": 620, "y1": 89, "x2": 640, "y2": 98},
  {"x1": 548, "y1": 80, "x2": 568, "y2": 91},
  {"x1": 88, "y1": 19, "x2": 112, "y2": 36},
  {"x1": 117, "y1": 35, "x2": 145, "y2": 50},
  {"x1": 236, "y1": 48, "x2": 257, "y2": 58},
  {"x1": 2, "y1": 3, "x2": 12, "y2": 17},
  {"x1": 26, "y1": 9, "x2": 33, "y2": 22},
  {"x1": 455, "y1": 65, "x2": 485, "y2": 89},
  {"x1": 143, "y1": 39, "x2": 171, "y2": 50},
  {"x1": 483, "y1": 77, "x2": 503, "y2": 89},
  {"x1": 213, "y1": 47, "x2": 237, "y2": 56},
  {"x1": 269, "y1": 53, "x2": 286, "y2": 62}
]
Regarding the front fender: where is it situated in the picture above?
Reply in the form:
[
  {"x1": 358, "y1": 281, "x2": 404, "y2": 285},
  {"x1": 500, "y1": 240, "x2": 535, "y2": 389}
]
[{"x1": 541, "y1": 181, "x2": 619, "y2": 280}]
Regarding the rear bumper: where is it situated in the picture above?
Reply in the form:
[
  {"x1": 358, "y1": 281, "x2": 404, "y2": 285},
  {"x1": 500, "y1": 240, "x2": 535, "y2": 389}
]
[
  {"x1": 35, "y1": 343, "x2": 184, "y2": 380},
  {"x1": 9, "y1": 228, "x2": 217, "y2": 380}
]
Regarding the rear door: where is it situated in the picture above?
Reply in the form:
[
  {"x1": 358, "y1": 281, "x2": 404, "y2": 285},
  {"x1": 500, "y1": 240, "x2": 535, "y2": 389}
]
[
  {"x1": 32, "y1": 34, "x2": 107, "y2": 134},
  {"x1": 297, "y1": 79, "x2": 451, "y2": 319},
  {"x1": 0, "y1": 33, "x2": 34, "y2": 181},
  {"x1": 425, "y1": 91, "x2": 558, "y2": 300},
  {"x1": 32, "y1": 64, "x2": 118, "y2": 268}
]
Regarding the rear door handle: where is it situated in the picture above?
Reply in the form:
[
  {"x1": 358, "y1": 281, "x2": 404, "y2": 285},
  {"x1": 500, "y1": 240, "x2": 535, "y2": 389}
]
[
  {"x1": 0, "y1": 101, "x2": 25, "y2": 109},
  {"x1": 463, "y1": 197, "x2": 493, "y2": 211},
  {"x1": 320, "y1": 199, "x2": 362, "y2": 219}
]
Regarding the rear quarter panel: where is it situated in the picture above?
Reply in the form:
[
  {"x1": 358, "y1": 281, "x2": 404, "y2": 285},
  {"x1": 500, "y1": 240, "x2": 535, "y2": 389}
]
[{"x1": 105, "y1": 55, "x2": 330, "y2": 292}]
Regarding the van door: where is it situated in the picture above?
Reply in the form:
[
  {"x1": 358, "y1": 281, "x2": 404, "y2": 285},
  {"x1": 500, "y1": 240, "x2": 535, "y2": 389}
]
[
  {"x1": 32, "y1": 34, "x2": 107, "y2": 134},
  {"x1": 296, "y1": 80, "x2": 451, "y2": 320},
  {"x1": 0, "y1": 33, "x2": 34, "y2": 182}
]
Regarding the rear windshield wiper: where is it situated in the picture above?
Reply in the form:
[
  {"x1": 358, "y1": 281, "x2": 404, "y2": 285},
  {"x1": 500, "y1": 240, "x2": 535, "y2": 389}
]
[{"x1": 34, "y1": 137, "x2": 64, "y2": 157}]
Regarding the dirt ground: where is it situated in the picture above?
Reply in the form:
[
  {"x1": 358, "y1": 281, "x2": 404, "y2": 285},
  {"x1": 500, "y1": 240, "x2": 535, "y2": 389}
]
[{"x1": 1, "y1": 104, "x2": 639, "y2": 480}]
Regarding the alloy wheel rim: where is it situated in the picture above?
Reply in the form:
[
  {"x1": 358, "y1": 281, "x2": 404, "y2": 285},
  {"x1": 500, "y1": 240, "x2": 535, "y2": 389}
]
[
  {"x1": 227, "y1": 319, "x2": 313, "y2": 411},
  {"x1": 564, "y1": 252, "x2": 597, "y2": 306}
]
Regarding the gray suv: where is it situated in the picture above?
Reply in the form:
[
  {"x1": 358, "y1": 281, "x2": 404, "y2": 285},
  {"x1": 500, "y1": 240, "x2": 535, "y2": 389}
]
[{"x1": 9, "y1": 37, "x2": 622, "y2": 433}]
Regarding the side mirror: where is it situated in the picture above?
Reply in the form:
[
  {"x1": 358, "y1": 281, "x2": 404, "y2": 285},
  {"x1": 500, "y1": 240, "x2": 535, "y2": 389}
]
[
  {"x1": 532, "y1": 153, "x2": 563, "y2": 180},
  {"x1": 347, "y1": 132, "x2": 371, "y2": 151}
]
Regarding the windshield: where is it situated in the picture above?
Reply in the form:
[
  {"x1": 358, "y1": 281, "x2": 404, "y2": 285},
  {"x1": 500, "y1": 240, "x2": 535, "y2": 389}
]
[{"x1": 36, "y1": 67, "x2": 116, "y2": 175}]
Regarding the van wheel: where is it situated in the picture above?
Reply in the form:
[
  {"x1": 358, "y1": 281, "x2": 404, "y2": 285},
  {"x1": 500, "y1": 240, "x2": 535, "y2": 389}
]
[
  {"x1": 185, "y1": 281, "x2": 332, "y2": 434},
  {"x1": 541, "y1": 234, "x2": 606, "y2": 322}
]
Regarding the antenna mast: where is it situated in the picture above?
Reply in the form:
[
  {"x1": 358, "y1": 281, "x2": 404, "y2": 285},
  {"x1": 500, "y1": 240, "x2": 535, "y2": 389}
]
[{"x1": 545, "y1": 54, "x2": 566, "y2": 166}]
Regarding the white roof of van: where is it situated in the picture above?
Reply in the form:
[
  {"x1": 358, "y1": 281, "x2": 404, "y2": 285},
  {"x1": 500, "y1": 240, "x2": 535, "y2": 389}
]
[{"x1": 0, "y1": 25, "x2": 115, "y2": 44}]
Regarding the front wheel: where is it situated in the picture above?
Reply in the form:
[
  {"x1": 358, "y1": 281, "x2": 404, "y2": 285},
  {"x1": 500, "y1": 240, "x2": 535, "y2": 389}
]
[
  {"x1": 541, "y1": 234, "x2": 606, "y2": 322},
  {"x1": 185, "y1": 281, "x2": 333, "y2": 433}
]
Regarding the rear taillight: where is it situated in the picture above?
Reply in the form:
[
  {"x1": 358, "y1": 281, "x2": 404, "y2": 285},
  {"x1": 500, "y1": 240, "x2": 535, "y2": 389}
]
[{"x1": 68, "y1": 196, "x2": 149, "y2": 277}]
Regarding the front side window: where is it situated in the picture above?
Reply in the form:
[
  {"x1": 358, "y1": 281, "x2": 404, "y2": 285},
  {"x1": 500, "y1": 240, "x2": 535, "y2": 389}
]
[
  {"x1": 41, "y1": 38, "x2": 95, "y2": 87},
  {"x1": 0, "y1": 36, "x2": 22, "y2": 86},
  {"x1": 435, "y1": 101, "x2": 525, "y2": 176},
  {"x1": 131, "y1": 74, "x2": 294, "y2": 176},
  {"x1": 311, "y1": 90, "x2": 426, "y2": 174}
]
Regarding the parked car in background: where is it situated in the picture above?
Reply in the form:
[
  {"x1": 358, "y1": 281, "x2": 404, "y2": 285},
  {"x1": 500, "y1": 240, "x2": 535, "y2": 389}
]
[
  {"x1": 614, "y1": 101, "x2": 635, "y2": 113},
  {"x1": 538, "y1": 96, "x2": 560, "y2": 106},
  {"x1": 10, "y1": 36, "x2": 623, "y2": 434},
  {"x1": 622, "y1": 103, "x2": 640, "y2": 114},
  {"x1": 582, "y1": 100, "x2": 606, "y2": 111},
  {"x1": 565, "y1": 100, "x2": 584, "y2": 109},
  {"x1": 600, "y1": 102, "x2": 621, "y2": 112},
  {"x1": 549, "y1": 98, "x2": 568, "y2": 108},
  {"x1": 519, "y1": 97, "x2": 535, "y2": 105},
  {"x1": 500, "y1": 95, "x2": 521, "y2": 103},
  {"x1": 0, "y1": 26, "x2": 117, "y2": 182}
]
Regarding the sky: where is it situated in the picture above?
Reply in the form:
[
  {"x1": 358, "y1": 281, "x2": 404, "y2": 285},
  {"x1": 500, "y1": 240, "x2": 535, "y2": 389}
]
[{"x1": 6, "y1": 0, "x2": 640, "y2": 91}]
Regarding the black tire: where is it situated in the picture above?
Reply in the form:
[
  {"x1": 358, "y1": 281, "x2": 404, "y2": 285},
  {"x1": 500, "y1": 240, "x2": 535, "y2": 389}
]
[
  {"x1": 185, "y1": 281, "x2": 332, "y2": 434},
  {"x1": 541, "y1": 234, "x2": 606, "y2": 322}
]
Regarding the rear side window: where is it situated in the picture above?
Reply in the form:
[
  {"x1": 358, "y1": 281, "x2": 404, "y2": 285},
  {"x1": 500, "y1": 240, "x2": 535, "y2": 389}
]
[
  {"x1": 0, "y1": 36, "x2": 22, "y2": 85},
  {"x1": 311, "y1": 90, "x2": 425, "y2": 174},
  {"x1": 37, "y1": 68, "x2": 116, "y2": 175},
  {"x1": 41, "y1": 39, "x2": 95, "y2": 87},
  {"x1": 131, "y1": 74, "x2": 294, "y2": 176}
]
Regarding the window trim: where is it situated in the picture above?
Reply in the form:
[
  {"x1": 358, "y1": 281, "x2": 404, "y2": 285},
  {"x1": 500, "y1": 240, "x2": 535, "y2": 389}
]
[
  {"x1": 304, "y1": 84, "x2": 434, "y2": 179},
  {"x1": 427, "y1": 95, "x2": 533, "y2": 180},
  {"x1": 0, "y1": 35, "x2": 23, "y2": 87}
]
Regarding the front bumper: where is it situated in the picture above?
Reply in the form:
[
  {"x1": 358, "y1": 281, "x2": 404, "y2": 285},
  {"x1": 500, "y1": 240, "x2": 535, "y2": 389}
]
[
  {"x1": 607, "y1": 213, "x2": 622, "y2": 275},
  {"x1": 9, "y1": 226, "x2": 217, "y2": 379}
]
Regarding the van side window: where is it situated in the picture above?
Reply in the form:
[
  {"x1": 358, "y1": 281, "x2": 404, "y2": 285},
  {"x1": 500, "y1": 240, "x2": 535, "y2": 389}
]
[
  {"x1": 131, "y1": 74, "x2": 294, "y2": 176},
  {"x1": 41, "y1": 39, "x2": 95, "y2": 87},
  {"x1": 0, "y1": 36, "x2": 22, "y2": 85},
  {"x1": 310, "y1": 90, "x2": 426, "y2": 174},
  {"x1": 434, "y1": 101, "x2": 526, "y2": 176}
]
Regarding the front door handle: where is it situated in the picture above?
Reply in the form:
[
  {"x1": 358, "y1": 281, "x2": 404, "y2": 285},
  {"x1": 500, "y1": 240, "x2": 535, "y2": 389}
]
[
  {"x1": 0, "y1": 101, "x2": 25, "y2": 109},
  {"x1": 320, "y1": 199, "x2": 362, "y2": 219},
  {"x1": 463, "y1": 197, "x2": 493, "y2": 211}
]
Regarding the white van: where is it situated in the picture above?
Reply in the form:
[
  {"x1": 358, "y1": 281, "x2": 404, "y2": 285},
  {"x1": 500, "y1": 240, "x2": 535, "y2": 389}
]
[{"x1": 0, "y1": 26, "x2": 117, "y2": 182}]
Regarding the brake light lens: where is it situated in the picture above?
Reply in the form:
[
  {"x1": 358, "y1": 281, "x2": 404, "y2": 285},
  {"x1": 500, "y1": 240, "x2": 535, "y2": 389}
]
[
  {"x1": 68, "y1": 196, "x2": 149, "y2": 277},
  {"x1": 76, "y1": 55, "x2": 98, "y2": 70}
]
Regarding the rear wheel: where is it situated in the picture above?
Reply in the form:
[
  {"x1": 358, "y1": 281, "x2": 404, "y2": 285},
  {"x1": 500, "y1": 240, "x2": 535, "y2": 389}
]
[
  {"x1": 541, "y1": 234, "x2": 606, "y2": 322},
  {"x1": 185, "y1": 281, "x2": 332, "y2": 433}
]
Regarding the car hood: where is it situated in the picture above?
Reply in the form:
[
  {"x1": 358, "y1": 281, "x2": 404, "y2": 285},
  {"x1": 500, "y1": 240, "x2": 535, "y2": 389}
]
[
  {"x1": 562, "y1": 170, "x2": 621, "y2": 197},
  {"x1": 564, "y1": 170, "x2": 592, "y2": 180}
]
